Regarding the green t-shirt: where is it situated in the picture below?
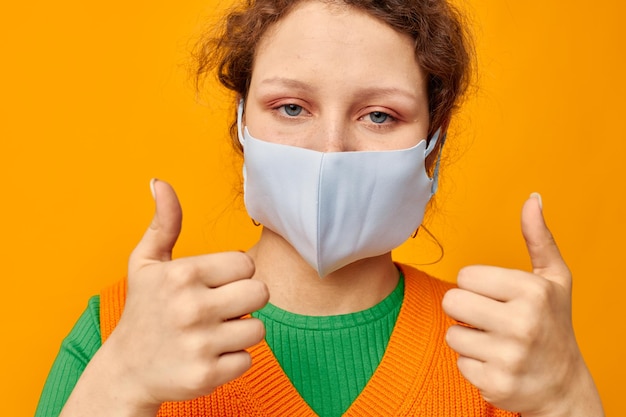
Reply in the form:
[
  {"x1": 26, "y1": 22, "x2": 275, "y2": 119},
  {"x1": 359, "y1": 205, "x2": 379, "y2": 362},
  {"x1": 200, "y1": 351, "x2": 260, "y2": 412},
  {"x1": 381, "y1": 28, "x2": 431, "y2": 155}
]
[
  {"x1": 35, "y1": 276, "x2": 404, "y2": 417},
  {"x1": 35, "y1": 296, "x2": 102, "y2": 417},
  {"x1": 253, "y1": 275, "x2": 404, "y2": 416}
]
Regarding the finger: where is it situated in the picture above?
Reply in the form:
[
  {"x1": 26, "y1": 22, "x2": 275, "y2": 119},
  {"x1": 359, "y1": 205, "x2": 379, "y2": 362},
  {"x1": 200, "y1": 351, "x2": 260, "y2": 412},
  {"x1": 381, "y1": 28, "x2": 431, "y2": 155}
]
[
  {"x1": 456, "y1": 355, "x2": 487, "y2": 394},
  {"x1": 214, "y1": 317, "x2": 266, "y2": 354},
  {"x1": 130, "y1": 179, "x2": 182, "y2": 268},
  {"x1": 521, "y1": 193, "x2": 571, "y2": 287},
  {"x1": 209, "y1": 279, "x2": 269, "y2": 320},
  {"x1": 446, "y1": 324, "x2": 497, "y2": 362},
  {"x1": 456, "y1": 265, "x2": 531, "y2": 302},
  {"x1": 164, "y1": 251, "x2": 256, "y2": 289},
  {"x1": 213, "y1": 350, "x2": 253, "y2": 388},
  {"x1": 193, "y1": 251, "x2": 257, "y2": 288},
  {"x1": 442, "y1": 288, "x2": 508, "y2": 332}
]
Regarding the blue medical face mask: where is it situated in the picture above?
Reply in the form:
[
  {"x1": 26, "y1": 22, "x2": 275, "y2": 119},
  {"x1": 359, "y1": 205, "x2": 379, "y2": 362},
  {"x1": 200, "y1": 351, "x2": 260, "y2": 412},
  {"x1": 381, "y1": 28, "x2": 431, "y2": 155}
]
[{"x1": 237, "y1": 101, "x2": 443, "y2": 277}]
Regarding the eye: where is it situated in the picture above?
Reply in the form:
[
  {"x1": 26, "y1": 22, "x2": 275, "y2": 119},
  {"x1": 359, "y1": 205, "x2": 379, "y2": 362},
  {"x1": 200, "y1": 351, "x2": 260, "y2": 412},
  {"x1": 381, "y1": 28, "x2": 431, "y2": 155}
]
[
  {"x1": 280, "y1": 104, "x2": 303, "y2": 117},
  {"x1": 369, "y1": 111, "x2": 391, "y2": 124}
]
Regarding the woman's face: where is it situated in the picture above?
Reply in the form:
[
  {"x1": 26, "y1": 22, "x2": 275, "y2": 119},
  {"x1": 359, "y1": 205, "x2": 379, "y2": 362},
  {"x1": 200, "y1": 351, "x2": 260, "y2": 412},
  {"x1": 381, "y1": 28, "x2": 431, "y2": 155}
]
[{"x1": 244, "y1": 1, "x2": 429, "y2": 152}]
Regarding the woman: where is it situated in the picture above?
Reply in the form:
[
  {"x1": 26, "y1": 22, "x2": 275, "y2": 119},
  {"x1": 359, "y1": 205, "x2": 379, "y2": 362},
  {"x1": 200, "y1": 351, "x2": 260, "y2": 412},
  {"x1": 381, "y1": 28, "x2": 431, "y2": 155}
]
[{"x1": 36, "y1": 0, "x2": 604, "y2": 416}]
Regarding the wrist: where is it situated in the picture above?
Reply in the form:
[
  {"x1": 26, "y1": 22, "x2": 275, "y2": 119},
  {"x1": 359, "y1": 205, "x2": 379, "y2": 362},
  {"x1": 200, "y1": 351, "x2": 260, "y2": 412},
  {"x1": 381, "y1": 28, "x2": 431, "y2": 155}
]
[
  {"x1": 522, "y1": 357, "x2": 604, "y2": 417},
  {"x1": 98, "y1": 334, "x2": 164, "y2": 413},
  {"x1": 60, "y1": 336, "x2": 162, "y2": 417}
]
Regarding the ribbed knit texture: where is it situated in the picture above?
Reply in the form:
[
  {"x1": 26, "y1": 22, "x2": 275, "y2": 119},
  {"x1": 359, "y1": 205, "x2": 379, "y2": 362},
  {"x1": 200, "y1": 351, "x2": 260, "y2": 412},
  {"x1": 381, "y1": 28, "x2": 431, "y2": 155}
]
[
  {"x1": 252, "y1": 275, "x2": 404, "y2": 416},
  {"x1": 35, "y1": 296, "x2": 102, "y2": 417},
  {"x1": 96, "y1": 264, "x2": 521, "y2": 416}
]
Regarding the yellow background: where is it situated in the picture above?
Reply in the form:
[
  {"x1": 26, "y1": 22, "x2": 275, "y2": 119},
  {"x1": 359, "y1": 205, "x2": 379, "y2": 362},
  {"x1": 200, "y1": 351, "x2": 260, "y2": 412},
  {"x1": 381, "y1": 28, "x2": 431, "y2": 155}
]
[{"x1": 1, "y1": 0, "x2": 623, "y2": 415}]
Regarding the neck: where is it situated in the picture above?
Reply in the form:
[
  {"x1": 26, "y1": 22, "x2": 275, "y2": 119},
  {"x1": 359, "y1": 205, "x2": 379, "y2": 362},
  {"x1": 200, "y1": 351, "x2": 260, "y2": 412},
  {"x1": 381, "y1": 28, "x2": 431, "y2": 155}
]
[{"x1": 247, "y1": 227, "x2": 400, "y2": 316}]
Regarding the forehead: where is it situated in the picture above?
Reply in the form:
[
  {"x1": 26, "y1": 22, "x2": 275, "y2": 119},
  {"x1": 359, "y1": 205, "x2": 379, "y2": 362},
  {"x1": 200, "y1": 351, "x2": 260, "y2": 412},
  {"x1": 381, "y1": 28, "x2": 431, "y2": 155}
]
[{"x1": 251, "y1": 1, "x2": 425, "y2": 95}]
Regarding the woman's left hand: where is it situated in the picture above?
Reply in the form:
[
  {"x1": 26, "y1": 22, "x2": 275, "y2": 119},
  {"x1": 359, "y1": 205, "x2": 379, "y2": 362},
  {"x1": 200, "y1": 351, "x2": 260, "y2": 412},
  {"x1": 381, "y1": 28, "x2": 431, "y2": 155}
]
[{"x1": 442, "y1": 194, "x2": 604, "y2": 417}]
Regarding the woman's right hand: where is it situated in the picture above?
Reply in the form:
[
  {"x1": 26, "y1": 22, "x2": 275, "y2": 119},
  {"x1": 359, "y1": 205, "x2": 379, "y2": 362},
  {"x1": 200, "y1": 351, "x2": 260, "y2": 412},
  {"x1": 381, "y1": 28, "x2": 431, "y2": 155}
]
[{"x1": 61, "y1": 179, "x2": 269, "y2": 416}]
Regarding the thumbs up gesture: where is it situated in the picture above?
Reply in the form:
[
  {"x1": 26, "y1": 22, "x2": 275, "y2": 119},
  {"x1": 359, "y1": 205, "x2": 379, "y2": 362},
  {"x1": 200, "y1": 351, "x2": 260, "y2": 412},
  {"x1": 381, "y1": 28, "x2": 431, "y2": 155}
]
[
  {"x1": 96, "y1": 180, "x2": 269, "y2": 412},
  {"x1": 442, "y1": 194, "x2": 604, "y2": 417}
]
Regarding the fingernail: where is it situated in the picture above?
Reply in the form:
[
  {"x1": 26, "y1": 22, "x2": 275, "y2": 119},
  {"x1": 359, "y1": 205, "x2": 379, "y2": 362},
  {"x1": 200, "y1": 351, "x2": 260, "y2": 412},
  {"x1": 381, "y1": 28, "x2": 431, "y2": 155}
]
[
  {"x1": 150, "y1": 178, "x2": 158, "y2": 200},
  {"x1": 530, "y1": 192, "x2": 543, "y2": 211}
]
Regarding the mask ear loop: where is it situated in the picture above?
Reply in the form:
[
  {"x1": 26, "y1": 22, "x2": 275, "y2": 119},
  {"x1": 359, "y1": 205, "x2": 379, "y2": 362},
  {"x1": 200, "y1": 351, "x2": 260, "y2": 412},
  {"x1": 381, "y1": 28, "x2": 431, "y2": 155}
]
[
  {"x1": 424, "y1": 129, "x2": 447, "y2": 195},
  {"x1": 238, "y1": 99, "x2": 261, "y2": 227},
  {"x1": 237, "y1": 99, "x2": 245, "y2": 146},
  {"x1": 424, "y1": 129, "x2": 440, "y2": 157},
  {"x1": 411, "y1": 129, "x2": 447, "y2": 260}
]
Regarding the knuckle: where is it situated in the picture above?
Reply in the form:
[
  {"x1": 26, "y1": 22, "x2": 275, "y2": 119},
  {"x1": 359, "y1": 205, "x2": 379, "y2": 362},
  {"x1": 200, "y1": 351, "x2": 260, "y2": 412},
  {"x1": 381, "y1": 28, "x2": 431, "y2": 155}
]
[
  {"x1": 445, "y1": 326, "x2": 461, "y2": 350},
  {"x1": 510, "y1": 312, "x2": 541, "y2": 342},
  {"x1": 500, "y1": 343, "x2": 528, "y2": 375},
  {"x1": 523, "y1": 277, "x2": 553, "y2": 306},
  {"x1": 240, "y1": 351, "x2": 253, "y2": 371},
  {"x1": 172, "y1": 300, "x2": 204, "y2": 328},
  {"x1": 233, "y1": 252, "x2": 255, "y2": 277},
  {"x1": 165, "y1": 261, "x2": 198, "y2": 288},
  {"x1": 202, "y1": 298, "x2": 221, "y2": 321},
  {"x1": 456, "y1": 267, "x2": 475, "y2": 287},
  {"x1": 252, "y1": 280, "x2": 270, "y2": 304},
  {"x1": 455, "y1": 355, "x2": 473, "y2": 380},
  {"x1": 247, "y1": 318, "x2": 266, "y2": 344},
  {"x1": 488, "y1": 371, "x2": 516, "y2": 402},
  {"x1": 185, "y1": 360, "x2": 219, "y2": 393},
  {"x1": 229, "y1": 351, "x2": 253, "y2": 380},
  {"x1": 221, "y1": 351, "x2": 253, "y2": 386},
  {"x1": 237, "y1": 279, "x2": 270, "y2": 309}
]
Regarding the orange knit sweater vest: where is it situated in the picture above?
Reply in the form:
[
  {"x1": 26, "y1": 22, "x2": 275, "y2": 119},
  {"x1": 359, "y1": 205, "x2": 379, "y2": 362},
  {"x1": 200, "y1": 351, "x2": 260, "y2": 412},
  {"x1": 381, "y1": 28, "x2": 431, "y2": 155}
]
[{"x1": 100, "y1": 265, "x2": 519, "y2": 416}]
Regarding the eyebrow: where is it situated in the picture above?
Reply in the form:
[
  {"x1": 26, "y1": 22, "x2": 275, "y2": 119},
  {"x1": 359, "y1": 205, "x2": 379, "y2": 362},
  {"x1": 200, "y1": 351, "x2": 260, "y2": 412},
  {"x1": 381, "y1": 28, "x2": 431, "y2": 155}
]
[
  {"x1": 259, "y1": 77, "x2": 316, "y2": 92},
  {"x1": 259, "y1": 77, "x2": 419, "y2": 102},
  {"x1": 353, "y1": 86, "x2": 419, "y2": 102}
]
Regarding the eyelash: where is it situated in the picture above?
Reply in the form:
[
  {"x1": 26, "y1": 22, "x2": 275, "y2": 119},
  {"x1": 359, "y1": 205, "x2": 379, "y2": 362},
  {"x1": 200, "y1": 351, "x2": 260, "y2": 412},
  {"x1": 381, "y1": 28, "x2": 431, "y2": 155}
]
[
  {"x1": 273, "y1": 103, "x2": 398, "y2": 129},
  {"x1": 358, "y1": 111, "x2": 398, "y2": 133}
]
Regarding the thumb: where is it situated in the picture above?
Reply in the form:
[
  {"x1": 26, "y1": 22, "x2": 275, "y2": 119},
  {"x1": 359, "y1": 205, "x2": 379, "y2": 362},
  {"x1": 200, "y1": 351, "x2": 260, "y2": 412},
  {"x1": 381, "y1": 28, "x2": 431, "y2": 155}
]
[
  {"x1": 521, "y1": 193, "x2": 571, "y2": 287},
  {"x1": 130, "y1": 179, "x2": 182, "y2": 267}
]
